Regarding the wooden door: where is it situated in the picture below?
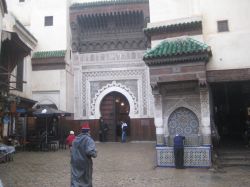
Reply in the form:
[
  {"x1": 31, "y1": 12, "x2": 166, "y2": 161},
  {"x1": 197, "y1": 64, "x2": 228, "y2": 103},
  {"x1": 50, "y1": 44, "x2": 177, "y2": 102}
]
[
  {"x1": 100, "y1": 92, "x2": 130, "y2": 142},
  {"x1": 100, "y1": 93, "x2": 116, "y2": 141}
]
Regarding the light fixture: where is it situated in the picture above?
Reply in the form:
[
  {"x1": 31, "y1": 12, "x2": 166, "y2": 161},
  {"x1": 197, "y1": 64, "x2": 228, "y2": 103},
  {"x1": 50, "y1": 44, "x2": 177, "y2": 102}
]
[{"x1": 121, "y1": 102, "x2": 124, "y2": 106}]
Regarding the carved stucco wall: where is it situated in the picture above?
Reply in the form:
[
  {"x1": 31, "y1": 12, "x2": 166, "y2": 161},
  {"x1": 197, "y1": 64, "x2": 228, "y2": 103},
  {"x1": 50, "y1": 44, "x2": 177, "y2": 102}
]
[
  {"x1": 32, "y1": 91, "x2": 60, "y2": 109},
  {"x1": 155, "y1": 81, "x2": 211, "y2": 146},
  {"x1": 162, "y1": 82, "x2": 201, "y2": 135},
  {"x1": 163, "y1": 95, "x2": 201, "y2": 135},
  {"x1": 73, "y1": 50, "x2": 154, "y2": 120},
  {"x1": 157, "y1": 82, "x2": 204, "y2": 146},
  {"x1": 155, "y1": 83, "x2": 211, "y2": 167}
]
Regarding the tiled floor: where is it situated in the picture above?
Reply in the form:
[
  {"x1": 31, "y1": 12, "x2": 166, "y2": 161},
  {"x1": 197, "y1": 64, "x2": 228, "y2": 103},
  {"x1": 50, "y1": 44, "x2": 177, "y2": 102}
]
[{"x1": 0, "y1": 142, "x2": 250, "y2": 187}]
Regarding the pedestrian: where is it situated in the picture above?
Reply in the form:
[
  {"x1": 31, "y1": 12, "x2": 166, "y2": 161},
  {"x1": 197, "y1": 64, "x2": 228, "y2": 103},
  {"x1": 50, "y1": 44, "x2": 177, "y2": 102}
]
[
  {"x1": 66, "y1": 130, "x2": 75, "y2": 151},
  {"x1": 99, "y1": 117, "x2": 109, "y2": 142},
  {"x1": 121, "y1": 121, "x2": 128, "y2": 143},
  {"x1": 173, "y1": 134, "x2": 185, "y2": 169},
  {"x1": 71, "y1": 122, "x2": 97, "y2": 187}
]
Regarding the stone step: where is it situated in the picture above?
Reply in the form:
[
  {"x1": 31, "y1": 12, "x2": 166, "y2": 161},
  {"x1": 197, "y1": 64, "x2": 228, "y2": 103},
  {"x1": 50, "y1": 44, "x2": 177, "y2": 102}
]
[
  {"x1": 218, "y1": 151, "x2": 250, "y2": 156},
  {"x1": 219, "y1": 160, "x2": 250, "y2": 167},
  {"x1": 217, "y1": 149, "x2": 250, "y2": 167},
  {"x1": 220, "y1": 155, "x2": 250, "y2": 160}
]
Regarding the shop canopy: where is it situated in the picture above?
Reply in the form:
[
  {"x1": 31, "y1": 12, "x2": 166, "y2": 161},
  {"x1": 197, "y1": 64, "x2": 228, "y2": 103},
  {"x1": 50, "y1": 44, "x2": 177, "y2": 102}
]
[
  {"x1": 33, "y1": 106, "x2": 71, "y2": 117},
  {"x1": 32, "y1": 106, "x2": 71, "y2": 145}
]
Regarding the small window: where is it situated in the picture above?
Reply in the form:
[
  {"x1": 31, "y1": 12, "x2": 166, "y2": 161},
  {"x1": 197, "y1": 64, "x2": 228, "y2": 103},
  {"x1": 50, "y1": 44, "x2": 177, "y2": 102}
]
[
  {"x1": 44, "y1": 16, "x2": 53, "y2": 26},
  {"x1": 19, "y1": 0, "x2": 25, "y2": 2},
  {"x1": 217, "y1": 20, "x2": 229, "y2": 32}
]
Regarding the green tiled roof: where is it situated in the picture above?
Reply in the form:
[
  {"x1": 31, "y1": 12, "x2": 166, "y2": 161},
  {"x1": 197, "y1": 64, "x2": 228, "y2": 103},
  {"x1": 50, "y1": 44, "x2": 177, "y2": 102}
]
[
  {"x1": 143, "y1": 37, "x2": 211, "y2": 65},
  {"x1": 71, "y1": 0, "x2": 148, "y2": 9},
  {"x1": 33, "y1": 50, "x2": 66, "y2": 59},
  {"x1": 143, "y1": 21, "x2": 202, "y2": 35}
]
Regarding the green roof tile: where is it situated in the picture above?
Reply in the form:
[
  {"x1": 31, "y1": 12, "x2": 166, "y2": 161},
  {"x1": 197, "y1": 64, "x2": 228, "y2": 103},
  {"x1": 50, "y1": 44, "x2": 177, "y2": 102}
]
[
  {"x1": 143, "y1": 37, "x2": 212, "y2": 65},
  {"x1": 33, "y1": 50, "x2": 66, "y2": 59},
  {"x1": 143, "y1": 21, "x2": 202, "y2": 35},
  {"x1": 71, "y1": 0, "x2": 148, "y2": 9}
]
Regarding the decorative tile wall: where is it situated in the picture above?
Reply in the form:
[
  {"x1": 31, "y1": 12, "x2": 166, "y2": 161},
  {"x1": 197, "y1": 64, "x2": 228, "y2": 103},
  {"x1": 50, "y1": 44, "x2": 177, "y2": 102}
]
[{"x1": 156, "y1": 146, "x2": 211, "y2": 167}]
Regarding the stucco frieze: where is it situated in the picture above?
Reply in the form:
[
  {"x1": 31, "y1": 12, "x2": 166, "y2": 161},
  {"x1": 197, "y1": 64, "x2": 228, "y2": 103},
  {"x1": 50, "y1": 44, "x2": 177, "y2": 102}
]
[
  {"x1": 72, "y1": 51, "x2": 145, "y2": 65},
  {"x1": 74, "y1": 67, "x2": 152, "y2": 119}
]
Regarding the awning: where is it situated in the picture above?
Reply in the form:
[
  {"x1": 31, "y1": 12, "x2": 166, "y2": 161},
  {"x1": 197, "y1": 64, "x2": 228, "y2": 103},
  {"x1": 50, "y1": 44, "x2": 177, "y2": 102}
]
[
  {"x1": 0, "y1": 31, "x2": 32, "y2": 91},
  {"x1": 33, "y1": 106, "x2": 71, "y2": 117},
  {"x1": 1, "y1": 30, "x2": 31, "y2": 55},
  {"x1": 16, "y1": 108, "x2": 26, "y2": 114},
  {"x1": 1, "y1": 0, "x2": 7, "y2": 14}
]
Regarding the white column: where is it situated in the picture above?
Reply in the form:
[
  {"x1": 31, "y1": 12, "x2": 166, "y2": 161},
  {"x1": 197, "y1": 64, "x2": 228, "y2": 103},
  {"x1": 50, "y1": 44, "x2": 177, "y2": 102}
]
[
  {"x1": 200, "y1": 88, "x2": 211, "y2": 145},
  {"x1": 152, "y1": 85, "x2": 164, "y2": 145}
]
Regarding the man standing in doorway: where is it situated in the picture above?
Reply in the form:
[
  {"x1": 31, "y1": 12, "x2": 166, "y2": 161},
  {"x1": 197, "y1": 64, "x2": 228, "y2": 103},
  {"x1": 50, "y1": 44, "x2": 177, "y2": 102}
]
[
  {"x1": 99, "y1": 117, "x2": 109, "y2": 142},
  {"x1": 173, "y1": 134, "x2": 185, "y2": 169},
  {"x1": 121, "y1": 121, "x2": 128, "y2": 143},
  {"x1": 71, "y1": 122, "x2": 97, "y2": 187}
]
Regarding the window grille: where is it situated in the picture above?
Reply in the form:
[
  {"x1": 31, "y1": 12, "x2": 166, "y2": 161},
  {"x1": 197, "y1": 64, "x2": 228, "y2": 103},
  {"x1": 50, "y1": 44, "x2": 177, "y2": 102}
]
[
  {"x1": 217, "y1": 20, "x2": 229, "y2": 32},
  {"x1": 44, "y1": 16, "x2": 53, "y2": 26}
]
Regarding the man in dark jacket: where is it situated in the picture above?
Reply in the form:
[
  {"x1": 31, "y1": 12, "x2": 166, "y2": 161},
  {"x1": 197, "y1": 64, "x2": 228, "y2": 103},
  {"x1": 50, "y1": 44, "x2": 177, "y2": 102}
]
[
  {"x1": 99, "y1": 117, "x2": 109, "y2": 142},
  {"x1": 173, "y1": 134, "x2": 185, "y2": 169},
  {"x1": 71, "y1": 122, "x2": 97, "y2": 187}
]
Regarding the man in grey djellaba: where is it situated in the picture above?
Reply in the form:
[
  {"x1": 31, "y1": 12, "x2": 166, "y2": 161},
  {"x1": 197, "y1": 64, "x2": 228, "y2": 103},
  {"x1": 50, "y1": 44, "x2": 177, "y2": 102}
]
[{"x1": 71, "y1": 122, "x2": 97, "y2": 187}]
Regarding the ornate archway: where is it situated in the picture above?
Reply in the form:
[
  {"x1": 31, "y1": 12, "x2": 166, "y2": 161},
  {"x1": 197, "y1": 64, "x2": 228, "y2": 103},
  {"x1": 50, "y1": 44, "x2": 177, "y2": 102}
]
[{"x1": 90, "y1": 81, "x2": 138, "y2": 119}]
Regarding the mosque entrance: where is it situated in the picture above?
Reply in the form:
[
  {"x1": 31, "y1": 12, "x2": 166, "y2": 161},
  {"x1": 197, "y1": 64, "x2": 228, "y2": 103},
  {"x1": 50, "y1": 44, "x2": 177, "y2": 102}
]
[
  {"x1": 100, "y1": 91, "x2": 130, "y2": 142},
  {"x1": 211, "y1": 81, "x2": 250, "y2": 148}
]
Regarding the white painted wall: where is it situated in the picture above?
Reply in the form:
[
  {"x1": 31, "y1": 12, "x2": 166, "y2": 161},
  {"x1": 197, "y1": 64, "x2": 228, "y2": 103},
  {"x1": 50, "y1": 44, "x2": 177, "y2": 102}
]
[
  {"x1": 0, "y1": 10, "x2": 2, "y2": 51},
  {"x1": 6, "y1": 0, "x2": 74, "y2": 112},
  {"x1": 71, "y1": 0, "x2": 103, "y2": 3},
  {"x1": 7, "y1": 0, "x2": 68, "y2": 51},
  {"x1": 149, "y1": 0, "x2": 250, "y2": 71},
  {"x1": 4, "y1": 0, "x2": 31, "y2": 26},
  {"x1": 149, "y1": 0, "x2": 196, "y2": 22},
  {"x1": 66, "y1": 64, "x2": 74, "y2": 113},
  {"x1": 29, "y1": 0, "x2": 68, "y2": 51},
  {"x1": 0, "y1": 0, "x2": 5, "y2": 51}
]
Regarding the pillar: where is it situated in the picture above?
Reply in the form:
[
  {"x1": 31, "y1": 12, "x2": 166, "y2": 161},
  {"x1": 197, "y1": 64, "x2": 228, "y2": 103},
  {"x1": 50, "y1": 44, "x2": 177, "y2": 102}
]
[
  {"x1": 152, "y1": 84, "x2": 164, "y2": 145},
  {"x1": 200, "y1": 87, "x2": 211, "y2": 145}
]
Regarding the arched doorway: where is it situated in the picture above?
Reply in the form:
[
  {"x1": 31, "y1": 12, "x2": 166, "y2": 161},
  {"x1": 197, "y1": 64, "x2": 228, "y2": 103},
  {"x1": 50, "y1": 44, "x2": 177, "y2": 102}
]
[{"x1": 100, "y1": 91, "x2": 130, "y2": 142}]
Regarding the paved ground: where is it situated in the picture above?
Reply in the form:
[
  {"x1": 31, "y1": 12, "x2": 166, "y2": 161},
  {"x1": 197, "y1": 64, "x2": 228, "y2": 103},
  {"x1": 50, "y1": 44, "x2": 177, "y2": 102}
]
[{"x1": 0, "y1": 142, "x2": 250, "y2": 187}]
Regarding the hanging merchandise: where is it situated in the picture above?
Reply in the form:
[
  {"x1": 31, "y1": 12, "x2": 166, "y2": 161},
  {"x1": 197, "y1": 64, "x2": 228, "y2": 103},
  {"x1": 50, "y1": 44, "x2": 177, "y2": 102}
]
[
  {"x1": 3, "y1": 115, "x2": 10, "y2": 137},
  {"x1": 12, "y1": 118, "x2": 16, "y2": 134}
]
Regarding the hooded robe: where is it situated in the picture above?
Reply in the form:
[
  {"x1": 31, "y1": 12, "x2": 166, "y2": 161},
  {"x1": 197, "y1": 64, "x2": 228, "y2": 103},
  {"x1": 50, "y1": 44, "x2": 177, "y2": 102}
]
[{"x1": 71, "y1": 133, "x2": 97, "y2": 187}]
